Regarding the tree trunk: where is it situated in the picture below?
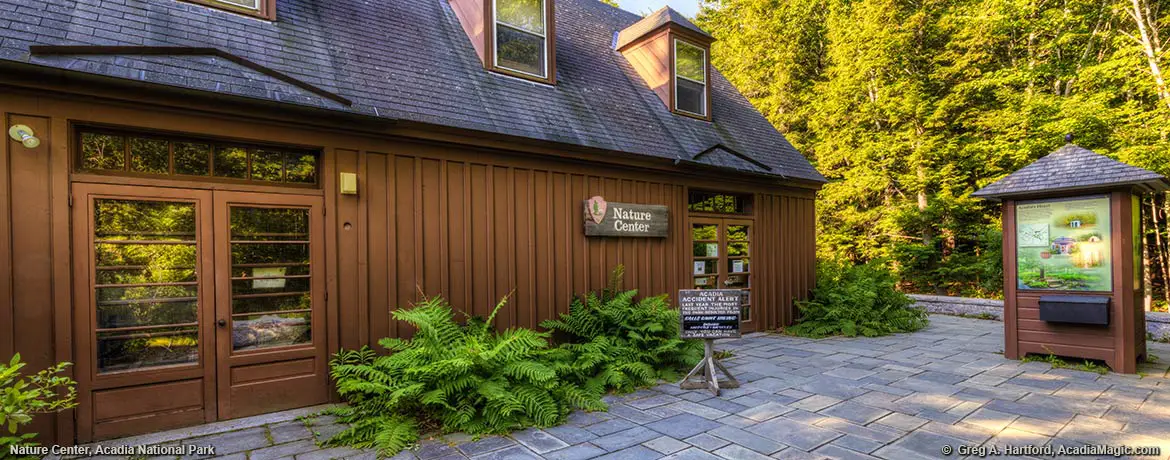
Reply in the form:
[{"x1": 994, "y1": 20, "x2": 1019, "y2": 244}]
[
  {"x1": 1143, "y1": 198, "x2": 1154, "y2": 311},
  {"x1": 1150, "y1": 196, "x2": 1169, "y2": 306},
  {"x1": 1127, "y1": 0, "x2": 1170, "y2": 108}
]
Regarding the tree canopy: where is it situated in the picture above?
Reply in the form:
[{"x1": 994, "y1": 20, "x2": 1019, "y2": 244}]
[{"x1": 697, "y1": 0, "x2": 1170, "y2": 303}]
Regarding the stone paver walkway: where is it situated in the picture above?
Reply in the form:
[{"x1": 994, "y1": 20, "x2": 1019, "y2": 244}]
[{"x1": 72, "y1": 315, "x2": 1170, "y2": 459}]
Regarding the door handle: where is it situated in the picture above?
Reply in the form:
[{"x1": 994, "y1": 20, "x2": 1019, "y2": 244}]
[{"x1": 217, "y1": 319, "x2": 227, "y2": 327}]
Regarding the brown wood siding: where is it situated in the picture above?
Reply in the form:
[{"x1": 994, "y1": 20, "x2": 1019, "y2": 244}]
[
  {"x1": 620, "y1": 28, "x2": 672, "y2": 111},
  {"x1": 0, "y1": 90, "x2": 819, "y2": 443}
]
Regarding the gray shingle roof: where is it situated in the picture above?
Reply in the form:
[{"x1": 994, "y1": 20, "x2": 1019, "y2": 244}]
[
  {"x1": 972, "y1": 144, "x2": 1169, "y2": 200},
  {"x1": 0, "y1": 0, "x2": 824, "y2": 183},
  {"x1": 614, "y1": 6, "x2": 712, "y2": 50}
]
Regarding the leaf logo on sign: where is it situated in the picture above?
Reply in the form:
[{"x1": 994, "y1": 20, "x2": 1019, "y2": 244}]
[{"x1": 586, "y1": 196, "x2": 607, "y2": 225}]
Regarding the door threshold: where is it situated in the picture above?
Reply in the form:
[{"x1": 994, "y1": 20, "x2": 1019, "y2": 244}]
[{"x1": 68, "y1": 404, "x2": 340, "y2": 453}]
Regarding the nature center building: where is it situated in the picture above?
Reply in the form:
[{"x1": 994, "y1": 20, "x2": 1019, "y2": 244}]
[{"x1": 0, "y1": 0, "x2": 824, "y2": 444}]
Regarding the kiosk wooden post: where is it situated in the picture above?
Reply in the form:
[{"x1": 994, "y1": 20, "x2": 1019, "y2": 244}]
[
  {"x1": 972, "y1": 139, "x2": 1169, "y2": 373},
  {"x1": 678, "y1": 289, "x2": 742, "y2": 395}
]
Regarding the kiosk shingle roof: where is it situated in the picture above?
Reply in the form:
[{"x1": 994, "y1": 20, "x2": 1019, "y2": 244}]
[
  {"x1": 972, "y1": 143, "x2": 1169, "y2": 200},
  {"x1": 0, "y1": 0, "x2": 824, "y2": 183}
]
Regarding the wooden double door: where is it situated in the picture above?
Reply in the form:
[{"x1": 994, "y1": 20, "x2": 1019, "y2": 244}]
[
  {"x1": 691, "y1": 217, "x2": 754, "y2": 331},
  {"x1": 71, "y1": 183, "x2": 329, "y2": 441}
]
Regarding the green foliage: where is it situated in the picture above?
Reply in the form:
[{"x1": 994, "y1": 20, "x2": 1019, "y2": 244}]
[
  {"x1": 326, "y1": 297, "x2": 605, "y2": 456},
  {"x1": 542, "y1": 266, "x2": 703, "y2": 394},
  {"x1": 696, "y1": 0, "x2": 1170, "y2": 299},
  {"x1": 1, "y1": 354, "x2": 78, "y2": 453},
  {"x1": 1022, "y1": 353, "x2": 1109, "y2": 375},
  {"x1": 788, "y1": 260, "x2": 928, "y2": 338}
]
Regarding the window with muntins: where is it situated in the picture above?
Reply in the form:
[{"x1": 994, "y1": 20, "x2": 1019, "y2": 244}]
[
  {"x1": 674, "y1": 39, "x2": 707, "y2": 117},
  {"x1": 689, "y1": 191, "x2": 752, "y2": 214},
  {"x1": 77, "y1": 128, "x2": 319, "y2": 186},
  {"x1": 494, "y1": 0, "x2": 549, "y2": 79}
]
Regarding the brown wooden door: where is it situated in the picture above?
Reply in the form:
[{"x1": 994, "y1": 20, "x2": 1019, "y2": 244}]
[
  {"x1": 72, "y1": 183, "x2": 218, "y2": 441},
  {"x1": 72, "y1": 184, "x2": 328, "y2": 441},
  {"x1": 212, "y1": 191, "x2": 328, "y2": 419},
  {"x1": 691, "y1": 217, "x2": 754, "y2": 331}
]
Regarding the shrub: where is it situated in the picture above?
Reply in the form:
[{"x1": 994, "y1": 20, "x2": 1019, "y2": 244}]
[
  {"x1": 542, "y1": 267, "x2": 703, "y2": 393},
  {"x1": 325, "y1": 297, "x2": 604, "y2": 457},
  {"x1": 1, "y1": 354, "x2": 78, "y2": 454},
  {"x1": 788, "y1": 259, "x2": 928, "y2": 338}
]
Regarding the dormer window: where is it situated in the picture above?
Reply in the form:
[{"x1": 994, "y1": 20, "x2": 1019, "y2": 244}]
[
  {"x1": 186, "y1": 0, "x2": 275, "y2": 20},
  {"x1": 493, "y1": 0, "x2": 550, "y2": 79},
  {"x1": 673, "y1": 39, "x2": 707, "y2": 117},
  {"x1": 616, "y1": 7, "x2": 715, "y2": 121}
]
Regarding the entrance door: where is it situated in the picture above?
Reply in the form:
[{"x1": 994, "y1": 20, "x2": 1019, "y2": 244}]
[
  {"x1": 213, "y1": 191, "x2": 328, "y2": 419},
  {"x1": 691, "y1": 218, "x2": 754, "y2": 331},
  {"x1": 72, "y1": 184, "x2": 327, "y2": 441}
]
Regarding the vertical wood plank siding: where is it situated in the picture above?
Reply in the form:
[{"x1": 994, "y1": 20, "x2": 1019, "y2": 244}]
[{"x1": 359, "y1": 152, "x2": 816, "y2": 340}]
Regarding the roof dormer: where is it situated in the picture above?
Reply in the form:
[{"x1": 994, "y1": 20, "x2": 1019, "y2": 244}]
[
  {"x1": 451, "y1": 0, "x2": 557, "y2": 84},
  {"x1": 616, "y1": 7, "x2": 714, "y2": 121}
]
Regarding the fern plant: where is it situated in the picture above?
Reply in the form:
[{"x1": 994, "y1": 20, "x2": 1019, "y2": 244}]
[
  {"x1": 542, "y1": 266, "x2": 703, "y2": 393},
  {"x1": 325, "y1": 296, "x2": 604, "y2": 457},
  {"x1": 788, "y1": 259, "x2": 928, "y2": 338}
]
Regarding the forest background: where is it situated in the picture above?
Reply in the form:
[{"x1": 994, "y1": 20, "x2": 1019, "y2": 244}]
[{"x1": 694, "y1": 0, "x2": 1170, "y2": 310}]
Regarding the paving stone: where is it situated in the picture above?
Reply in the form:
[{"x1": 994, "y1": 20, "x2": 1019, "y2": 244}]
[
  {"x1": 813, "y1": 418, "x2": 901, "y2": 444},
  {"x1": 738, "y1": 402, "x2": 793, "y2": 422},
  {"x1": 295, "y1": 446, "x2": 363, "y2": 460},
  {"x1": 683, "y1": 433, "x2": 730, "y2": 451},
  {"x1": 542, "y1": 443, "x2": 607, "y2": 460},
  {"x1": 456, "y1": 436, "x2": 515, "y2": 456},
  {"x1": 665, "y1": 401, "x2": 731, "y2": 420},
  {"x1": 543, "y1": 425, "x2": 598, "y2": 444},
  {"x1": 584, "y1": 417, "x2": 637, "y2": 436},
  {"x1": 565, "y1": 411, "x2": 611, "y2": 427},
  {"x1": 711, "y1": 444, "x2": 773, "y2": 460},
  {"x1": 629, "y1": 394, "x2": 683, "y2": 410},
  {"x1": 885, "y1": 429, "x2": 965, "y2": 459},
  {"x1": 644, "y1": 413, "x2": 723, "y2": 439},
  {"x1": 831, "y1": 435, "x2": 886, "y2": 454},
  {"x1": 470, "y1": 445, "x2": 540, "y2": 460},
  {"x1": 919, "y1": 421, "x2": 994, "y2": 444},
  {"x1": 747, "y1": 417, "x2": 842, "y2": 451},
  {"x1": 961, "y1": 408, "x2": 1019, "y2": 432},
  {"x1": 913, "y1": 408, "x2": 963, "y2": 424},
  {"x1": 1006, "y1": 416, "x2": 1065, "y2": 437},
  {"x1": 268, "y1": 422, "x2": 314, "y2": 444},
  {"x1": 609, "y1": 403, "x2": 664, "y2": 424},
  {"x1": 781, "y1": 409, "x2": 829, "y2": 425},
  {"x1": 697, "y1": 398, "x2": 750, "y2": 414},
  {"x1": 819, "y1": 401, "x2": 890, "y2": 425},
  {"x1": 678, "y1": 392, "x2": 714, "y2": 402},
  {"x1": 594, "y1": 444, "x2": 663, "y2": 460},
  {"x1": 813, "y1": 443, "x2": 879, "y2": 460},
  {"x1": 715, "y1": 414, "x2": 757, "y2": 429},
  {"x1": 824, "y1": 367, "x2": 877, "y2": 380},
  {"x1": 943, "y1": 400, "x2": 982, "y2": 417},
  {"x1": 190, "y1": 427, "x2": 272, "y2": 455},
  {"x1": 643, "y1": 436, "x2": 690, "y2": 455},
  {"x1": 872, "y1": 412, "x2": 927, "y2": 432},
  {"x1": 789, "y1": 394, "x2": 841, "y2": 412},
  {"x1": 592, "y1": 427, "x2": 663, "y2": 452},
  {"x1": 913, "y1": 371, "x2": 969, "y2": 385},
  {"x1": 708, "y1": 425, "x2": 787, "y2": 455},
  {"x1": 768, "y1": 447, "x2": 826, "y2": 459},
  {"x1": 662, "y1": 447, "x2": 723, "y2": 459},
  {"x1": 249, "y1": 440, "x2": 320, "y2": 460},
  {"x1": 981, "y1": 427, "x2": 1050, "y2": 450},
  {"x1": 416, "y1": 441, "x2": 462, "y2": 459},
  {"x1": 510, "y1": 428, "x2": 569, "y2": 454},
  {"x1": 982, "y1": 399, "x2": 1075, "y2": 423}
]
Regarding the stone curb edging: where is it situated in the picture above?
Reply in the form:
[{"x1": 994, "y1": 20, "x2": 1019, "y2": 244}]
[{"x1": 907, "y1": 294, "x2": 1170, "y2": 341}]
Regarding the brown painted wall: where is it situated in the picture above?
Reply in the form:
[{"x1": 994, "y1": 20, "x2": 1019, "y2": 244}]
[{"x1": 0, "y1": 88, "x2": 817, "y2": 443}]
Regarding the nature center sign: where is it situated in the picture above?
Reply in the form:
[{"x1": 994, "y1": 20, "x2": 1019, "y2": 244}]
[{"x1": 583, "y1": 196, "x2": 668, "y2": 237}]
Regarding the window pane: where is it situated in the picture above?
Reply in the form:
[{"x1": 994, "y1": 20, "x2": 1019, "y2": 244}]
[
  {"x1": 98, "y1": 326, "x2": 198, "y2": 373},
  {"x1": 251, "y1": 149, "x2": 284, "y2": 182},
  {"x1": 175, "y1": 142, "x2": 211, "y2": 176},
  {"x1": 82, "y1": 133, "x2": 125, "y2": 171},
  {"x1": 689, "y1": 191, "x2": 750, "y2": 214},
  {"x1": 497, "y1": 25, "x2": 545, "y2": 77},
  {"x1": 676, "y1": 78, "x2": 705, "y2": 115},
  {"x1": 496, "y1": 0, "x2": 544, "y2": 34},
  {"x1": 129, "y1": 138, "x2": 170, "y2": 174},
  {"x1": 285, "y1": 152, "x2": 318, "y2": 184},
  {"x1": 676, "y1": 41, "x2": 705, "y2": 83},
  {"x1": 220, "y1": 0, "x2": 260, "y2": 9},
  {"x1": 230, "y1": 206, "x2": 312, "y2": 351},
  {"x1": 214, "y1": 146, "x2": 248, "y2": 178}
]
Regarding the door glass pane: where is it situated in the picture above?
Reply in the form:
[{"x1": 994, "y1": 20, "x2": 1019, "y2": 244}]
[
  {"x1": 81, "y1": 132, "x2": 126, "y2": 171},
  {"x1": 214, "y1": 146, "x2": 249, "y2": 178},
  {"x1": 174, "y1": 142, "x2": 211, "y2": 176},
  {"x1": 93, "y1": 199, "x2": 200, "y2": 373},
  {"x1": 726, "y1": 224, "x2": 751, "y2": 321},
  {"x1": 230, "y1": 206, "x2": 312, "y2": 351}
]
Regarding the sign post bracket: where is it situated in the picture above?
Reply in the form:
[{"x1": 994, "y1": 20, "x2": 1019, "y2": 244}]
[{"x1": 679, "y1": 339, "x2": 739, "y2": 396}]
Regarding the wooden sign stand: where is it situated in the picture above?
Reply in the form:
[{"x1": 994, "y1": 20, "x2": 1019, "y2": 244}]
[{"x1": 679, "y1": 339, "x2": 739, "y2": 396}]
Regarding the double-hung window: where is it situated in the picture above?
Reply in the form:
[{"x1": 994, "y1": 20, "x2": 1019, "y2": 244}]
[
  {"x1": 674, "y1": 39, "x2": 707, "y2": 117},
  {"x1": 494, "y1": 0, "x2": 549, "y2": 79}
]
